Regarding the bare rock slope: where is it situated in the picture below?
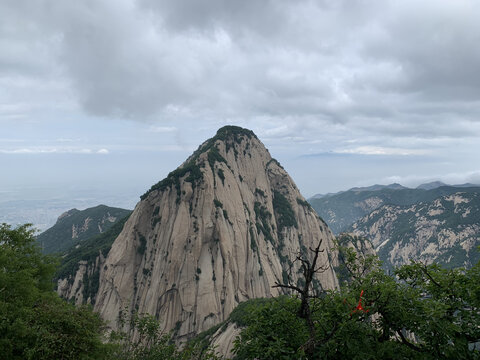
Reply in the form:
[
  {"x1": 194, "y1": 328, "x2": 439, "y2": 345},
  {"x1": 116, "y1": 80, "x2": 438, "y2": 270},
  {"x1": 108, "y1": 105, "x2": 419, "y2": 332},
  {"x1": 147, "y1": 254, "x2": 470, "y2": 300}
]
[{"x1": 94, "y1": 126, "x2": 339, "y2": 340}]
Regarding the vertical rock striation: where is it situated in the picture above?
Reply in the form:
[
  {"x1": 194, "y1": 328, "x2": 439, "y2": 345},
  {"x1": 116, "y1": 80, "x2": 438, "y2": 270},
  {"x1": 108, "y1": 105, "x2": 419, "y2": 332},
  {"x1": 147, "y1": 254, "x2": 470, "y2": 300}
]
[{"x1": 94, "y1": 126, "x2": 339, "y2": 340}]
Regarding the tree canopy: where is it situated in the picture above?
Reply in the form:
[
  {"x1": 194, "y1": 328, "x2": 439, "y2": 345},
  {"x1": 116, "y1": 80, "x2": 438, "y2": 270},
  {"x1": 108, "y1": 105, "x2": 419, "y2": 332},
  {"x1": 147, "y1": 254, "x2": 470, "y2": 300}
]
[
  {"x1": 232, "y1": 242, "x2": 480, "y2": 359},
  {"x1": 0, "y1": 223, "x2": 106, "y2": 359}
]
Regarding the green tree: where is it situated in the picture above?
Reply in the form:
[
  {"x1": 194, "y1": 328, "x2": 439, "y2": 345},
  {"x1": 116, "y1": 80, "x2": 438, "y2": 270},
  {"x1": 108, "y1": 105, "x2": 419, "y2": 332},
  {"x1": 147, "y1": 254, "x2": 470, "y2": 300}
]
[
  {"x1": 232, "y1": 241, "x2": 480, "y2": 359},
  {"x1": 232, "y1": 297, "x2": 309, "y2": 359},
  {"x1": 108, "y1": 311, "x2": 221, "y2": 360},
  {"x1": 0, "y1": 223, "x2": 106, "y2": 359}
]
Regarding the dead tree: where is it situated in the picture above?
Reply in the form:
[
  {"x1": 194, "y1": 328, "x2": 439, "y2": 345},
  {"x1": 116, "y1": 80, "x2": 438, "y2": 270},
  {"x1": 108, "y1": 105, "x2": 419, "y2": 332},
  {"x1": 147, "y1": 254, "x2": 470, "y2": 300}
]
[{"x1": 273, "y1": 239, "x2": 330, "y2": 357}]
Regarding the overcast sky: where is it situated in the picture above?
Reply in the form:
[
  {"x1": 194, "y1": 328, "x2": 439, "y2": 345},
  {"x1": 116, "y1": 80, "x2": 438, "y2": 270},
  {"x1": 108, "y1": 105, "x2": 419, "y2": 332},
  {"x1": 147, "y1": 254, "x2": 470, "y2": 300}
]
[{"x1": 2, "y1": 0, "x2": 480, "y2": 207}]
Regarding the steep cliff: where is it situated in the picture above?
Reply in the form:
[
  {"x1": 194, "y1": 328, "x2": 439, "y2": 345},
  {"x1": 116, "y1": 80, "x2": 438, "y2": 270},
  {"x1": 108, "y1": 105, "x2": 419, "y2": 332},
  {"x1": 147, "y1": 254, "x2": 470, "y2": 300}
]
[
  {"x1": 94, "y1": 126, "x2": 339, "y2": 341},
  {"x1": 351, "y1": 191, "x2": 480, "y2": 270},
  {"x1": 55, "y1": 214, "x2": 131, "y2": 305}
]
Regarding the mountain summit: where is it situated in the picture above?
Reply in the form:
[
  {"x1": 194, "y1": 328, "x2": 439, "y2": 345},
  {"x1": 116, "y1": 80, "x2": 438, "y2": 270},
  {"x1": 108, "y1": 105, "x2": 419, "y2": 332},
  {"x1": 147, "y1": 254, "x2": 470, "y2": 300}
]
[{"x1": 93, "y1": 126, "x2": 339, "y2": 341}]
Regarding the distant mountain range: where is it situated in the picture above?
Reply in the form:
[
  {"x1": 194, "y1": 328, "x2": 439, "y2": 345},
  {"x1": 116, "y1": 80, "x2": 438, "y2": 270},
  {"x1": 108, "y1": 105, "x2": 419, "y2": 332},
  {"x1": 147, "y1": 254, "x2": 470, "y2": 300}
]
[
  {"x1": 311, "y1": 181, "x2": 479, "y2": 199},
  {"x1": 37, "y1": 205, "x2": 131, "y2": 254},
  {"x1": 351, "y1": 191, "x2": 480, "y2": 270},
  {"x1": 308, "y1": 182, "x2": 480, "y2": 270},
  {"x1": 308, "y1": 182, "x2": 480, "y2": 234}
]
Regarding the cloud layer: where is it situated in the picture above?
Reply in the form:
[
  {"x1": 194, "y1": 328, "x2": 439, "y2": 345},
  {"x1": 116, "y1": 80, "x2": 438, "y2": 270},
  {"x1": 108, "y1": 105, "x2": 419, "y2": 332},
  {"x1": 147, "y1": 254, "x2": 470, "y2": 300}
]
[{"x1": 1, "y1": 0, "x2": 480, "y2": 195}]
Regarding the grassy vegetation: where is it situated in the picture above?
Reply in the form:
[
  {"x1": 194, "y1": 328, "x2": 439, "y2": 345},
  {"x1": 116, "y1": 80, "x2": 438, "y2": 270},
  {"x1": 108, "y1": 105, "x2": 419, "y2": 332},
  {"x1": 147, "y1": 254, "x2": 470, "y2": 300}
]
[
  {"x1": 217, "y1": 168, "x2": 225, "y2": 185},
  {"x1": 273, "y1": 190, "x2": 298, "y2": 231},
  {"x1": 249, "y1": 226, "x2": 257, "y2": 251},
  {"x1": 140, "y1": 161, "x2": 203, "y2": 201},
  {"x1": 266, "y1": 158, "x2": 284, "y2": 170},
  {"x1": 255, "y1": 188, "x2": 266, "y2": 197},
  {"x1": 254, "y1": 201, "x2": 274, "y2": 243},
  {"x1": 222, "y1": 209, "x2": 229, "y2": 221},
  {"x1": 137, "y1": 234, "x2": 147, "y2": 255},
  {"x1": 296, "y1": 197, "x2": 312, "y2": 209},
  {"x1": 207, "y1": 146, "x2": 227, "y2": 172}
]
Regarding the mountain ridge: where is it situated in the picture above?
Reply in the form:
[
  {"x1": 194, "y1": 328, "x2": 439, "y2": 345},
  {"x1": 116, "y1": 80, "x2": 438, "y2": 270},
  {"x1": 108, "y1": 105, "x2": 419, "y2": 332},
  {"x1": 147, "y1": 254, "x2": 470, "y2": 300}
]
[
  {"x1": 309, "y1": 185, "x2": 480, "y2": 234},
  {"x1": 350, "y1": 191, "x2": 480, "y2": 270},
  {"x1": 36, "y1": 204, "x2": 131, "y2": 254}
]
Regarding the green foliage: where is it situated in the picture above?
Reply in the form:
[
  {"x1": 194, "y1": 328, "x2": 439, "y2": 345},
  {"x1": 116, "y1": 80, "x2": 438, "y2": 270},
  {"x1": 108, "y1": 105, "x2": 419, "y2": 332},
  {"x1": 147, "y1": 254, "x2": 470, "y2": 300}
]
[
  {"x1": 137, "y1": 234, "x2": 147, "y2": 255},
  {"x1": 55, "y1": 213, "x2": 130, "y2": 283},
  {"x1": 189, "y1": 322, "x2": 225, "y2": 356},
  {"x1": 229, "y1": 298, "x2": 278, "y2": 327},
  {"x1": 207, "y1": 146, "x2": 227, "y2": 171},
  {"x1": 214, "y1": 199, "x2": 223, "y2": 208},
  {"x1": 0, "y1": 223, "x2": 106, "y2": 359},
  {"x1": 232, "y1": 246, "x2": 480, "y2": 360},
  {"x1": 217, "y1": 168, "x2": 225, "y2": 185},
  {"x1": 222, "y1": 209, "x2": 229, "y2": 221},
  {"x1": 215, "y1": 125, "x2": 255, "y2": 142},
  {"x1": 232, "y1": 297, "x2": 309, "y2": 359},
  {"x1": 296, "y1": 197, "x2": 312, "y2": 209},
  {"x1": 109, "y1": 312, "x2": 179, "y2": 360},
  {"x1": 37, "y1": 205, "x2": 131, "y2": 254},
  {"x1": 254, "y1": 201, "x2": 274, "y2": 243},
  {"x1": 107, "y1": 313, "x2": 222, "y2": 359},
  {"x1": 25, "y1": 295, "x2": 106, "y2": 360},
  {"x1": 273, "y1": 191, "x2": 298, "y2": 231},
  {"x1": 141, "y1": 160, "x2": 203, "y2": 200},
  {"x1": 266, "y1": 158, "x2": 284, "y2": 170},
  {"x1": 249, "y1": 226, "x2": 257, "y2": 251},
  {"x1": 254, "y1": 188, "x2": 265, "y2": 197}
]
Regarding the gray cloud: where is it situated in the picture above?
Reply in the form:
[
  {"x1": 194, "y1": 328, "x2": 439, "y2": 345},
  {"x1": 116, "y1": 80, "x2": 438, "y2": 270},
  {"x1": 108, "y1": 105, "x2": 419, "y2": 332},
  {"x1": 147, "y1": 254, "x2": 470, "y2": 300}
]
[{"x1": 2, "y1": 0, "x2": 480, "y2": 151}]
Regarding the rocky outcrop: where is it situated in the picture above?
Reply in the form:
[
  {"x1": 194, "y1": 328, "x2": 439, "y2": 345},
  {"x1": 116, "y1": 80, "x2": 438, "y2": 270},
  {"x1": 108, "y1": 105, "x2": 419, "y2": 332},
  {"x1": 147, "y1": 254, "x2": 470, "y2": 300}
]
[
  {"x1": 351, "y1": 192, "x2": 480, "y2": 270},
  {"x1": 94, "y1": 126, "x2": 339, "y2": 341},
  {"x1": 57, "y1": 254, "x2": 105, "y2": 305},
  {"x1": 336, "y1": 233, "x2": 376, "y2": 259},
  {"x1": 54, "y1": 213, "x2": 131, "y2": 306}
]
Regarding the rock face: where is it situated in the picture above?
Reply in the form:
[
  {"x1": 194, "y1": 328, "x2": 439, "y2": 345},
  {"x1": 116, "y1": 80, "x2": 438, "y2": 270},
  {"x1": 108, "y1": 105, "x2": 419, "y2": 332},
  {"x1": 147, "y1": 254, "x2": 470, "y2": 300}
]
[
  {"x1": 336, "y1": 233, "x2": 376, "y2": 259},
  {"x1": 351, "y1": 191, "x2": 480, "y2": 270},
  {"x1": 55, "y1": 214, "x2": 131, "y2": 306},
  {"x1": 94, "y1": 126, "x2": 339, "y2": 341},
  {"x1": 57, "y1": 255, "x2": 106, "y2": 305}
]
